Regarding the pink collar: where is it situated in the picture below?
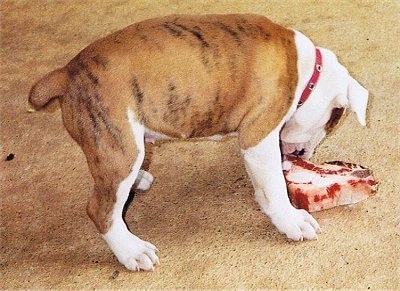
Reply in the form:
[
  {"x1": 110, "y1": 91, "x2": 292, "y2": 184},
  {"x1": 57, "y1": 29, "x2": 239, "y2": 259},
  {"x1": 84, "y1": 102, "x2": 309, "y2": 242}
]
[{"x1": 297, "y1": 48, "x2": 323, "y2": 108}]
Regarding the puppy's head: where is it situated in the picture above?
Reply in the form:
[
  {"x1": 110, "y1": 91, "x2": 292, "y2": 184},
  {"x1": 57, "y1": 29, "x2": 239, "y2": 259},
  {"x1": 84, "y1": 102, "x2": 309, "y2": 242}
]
[{"x1": 280, "y1": 48, "x2": 369, "y2": 159}]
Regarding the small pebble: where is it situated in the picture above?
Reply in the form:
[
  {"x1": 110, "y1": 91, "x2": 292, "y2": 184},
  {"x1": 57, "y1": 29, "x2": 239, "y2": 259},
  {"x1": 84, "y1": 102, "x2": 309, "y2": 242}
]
[
  {"x1": 6, "y1": 153, "x2": 15, "y2": 161},
  {"x1": 111, "y1": 270, "x2": 120, "y2": 279}
]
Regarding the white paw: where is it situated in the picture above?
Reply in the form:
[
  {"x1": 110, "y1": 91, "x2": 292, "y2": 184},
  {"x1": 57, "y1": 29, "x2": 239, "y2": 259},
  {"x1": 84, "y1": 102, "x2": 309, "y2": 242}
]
[
  {"x1": 270, "y1": 207, "x2": 320, "y2": 241},
  {"x1": 120, "y1": 238, "x2": 159, "y2": 271},
  {"x1": 133, "y1": 170, "x2": 154, "y2": 191},
  {"x1": 103, "y1": 230, "x2": 159, "y2": 271}
]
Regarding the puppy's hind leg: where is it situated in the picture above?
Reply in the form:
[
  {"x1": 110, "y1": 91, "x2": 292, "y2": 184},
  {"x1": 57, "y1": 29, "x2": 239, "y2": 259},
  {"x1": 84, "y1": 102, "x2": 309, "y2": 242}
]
[
  {"x1": 133, "y1": 146, "x2": 155, "y2": 192},
  {"x1": 133, "y1": 170, "x2": 154, "y2": 192},
  {"x1": 85, "y1": 109, "x2": 159, "y2": 271}
]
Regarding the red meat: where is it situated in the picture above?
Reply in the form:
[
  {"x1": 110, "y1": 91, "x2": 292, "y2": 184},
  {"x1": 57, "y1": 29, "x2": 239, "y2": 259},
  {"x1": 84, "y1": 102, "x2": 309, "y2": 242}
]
[{"x1": 283, "y1": 156, "x2": 378, "y2": 212}]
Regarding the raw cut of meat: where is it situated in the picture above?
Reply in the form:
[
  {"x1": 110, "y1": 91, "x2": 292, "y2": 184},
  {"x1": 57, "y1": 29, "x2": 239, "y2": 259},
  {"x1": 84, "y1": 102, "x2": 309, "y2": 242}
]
[{"x1": 282, "y1": 156, "x2": 378, "y2": 212}]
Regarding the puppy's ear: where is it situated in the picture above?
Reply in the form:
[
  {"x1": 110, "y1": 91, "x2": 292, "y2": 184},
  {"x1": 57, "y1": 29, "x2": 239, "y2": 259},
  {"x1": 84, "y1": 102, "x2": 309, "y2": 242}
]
[{"x1": 348, "y1": 77, "x2": 368, "y2": 126}]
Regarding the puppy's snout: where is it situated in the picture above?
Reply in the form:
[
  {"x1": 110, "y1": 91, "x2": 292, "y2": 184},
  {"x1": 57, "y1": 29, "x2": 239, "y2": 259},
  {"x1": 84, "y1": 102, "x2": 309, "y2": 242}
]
[{"x1": 291, "y1": 148, "x2": 305, "y2": 157}]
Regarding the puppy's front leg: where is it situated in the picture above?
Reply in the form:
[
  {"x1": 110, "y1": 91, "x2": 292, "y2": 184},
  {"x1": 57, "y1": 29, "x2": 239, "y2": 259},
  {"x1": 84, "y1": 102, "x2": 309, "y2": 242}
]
[{"x1": 242, "y1": 128, "x2": 320, "y2": 241}]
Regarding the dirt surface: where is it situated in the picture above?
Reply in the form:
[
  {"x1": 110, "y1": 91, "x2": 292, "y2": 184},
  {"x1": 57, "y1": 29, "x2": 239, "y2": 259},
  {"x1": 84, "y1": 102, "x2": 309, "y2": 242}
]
[{"x1": 1, "y1": 0, "x2": 399, "y2": 289}]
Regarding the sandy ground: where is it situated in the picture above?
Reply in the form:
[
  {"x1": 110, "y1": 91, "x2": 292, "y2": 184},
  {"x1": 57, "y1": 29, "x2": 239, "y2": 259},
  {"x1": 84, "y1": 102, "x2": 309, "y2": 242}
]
[{"x1": 1, "y1": 0, "x2": 399, "y2": 289}]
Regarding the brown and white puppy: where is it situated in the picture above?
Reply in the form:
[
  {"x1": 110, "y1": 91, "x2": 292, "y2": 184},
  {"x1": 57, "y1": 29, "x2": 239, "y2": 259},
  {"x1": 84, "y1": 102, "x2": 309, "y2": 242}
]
[{"x1": 28, "y1": 14, "x2": 369, "y2": 271}]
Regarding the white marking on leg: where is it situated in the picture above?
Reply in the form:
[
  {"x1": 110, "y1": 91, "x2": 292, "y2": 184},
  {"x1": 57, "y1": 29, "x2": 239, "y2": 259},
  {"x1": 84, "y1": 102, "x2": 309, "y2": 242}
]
[
  {"x1": 133, "y1": 170, "x2": 154, "y2": 191},
  {"x1": 242, "y1": 127, "x2": 320, "y2": 241},
  {"x1": 102, "y1": 109, "x2": 159, "y2": 271}
]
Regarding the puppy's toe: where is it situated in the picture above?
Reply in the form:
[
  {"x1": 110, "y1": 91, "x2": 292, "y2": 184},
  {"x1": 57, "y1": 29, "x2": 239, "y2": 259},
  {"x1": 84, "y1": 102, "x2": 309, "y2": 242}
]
[{"x1": 271, "y1": 207, "x2": 320, "y2": 241}]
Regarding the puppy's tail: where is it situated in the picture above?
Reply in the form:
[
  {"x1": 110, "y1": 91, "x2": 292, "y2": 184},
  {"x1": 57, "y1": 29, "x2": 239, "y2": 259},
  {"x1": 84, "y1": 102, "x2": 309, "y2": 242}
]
[{"x1": 28, "y1": 68, "x2": 69, "y2": 111}]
